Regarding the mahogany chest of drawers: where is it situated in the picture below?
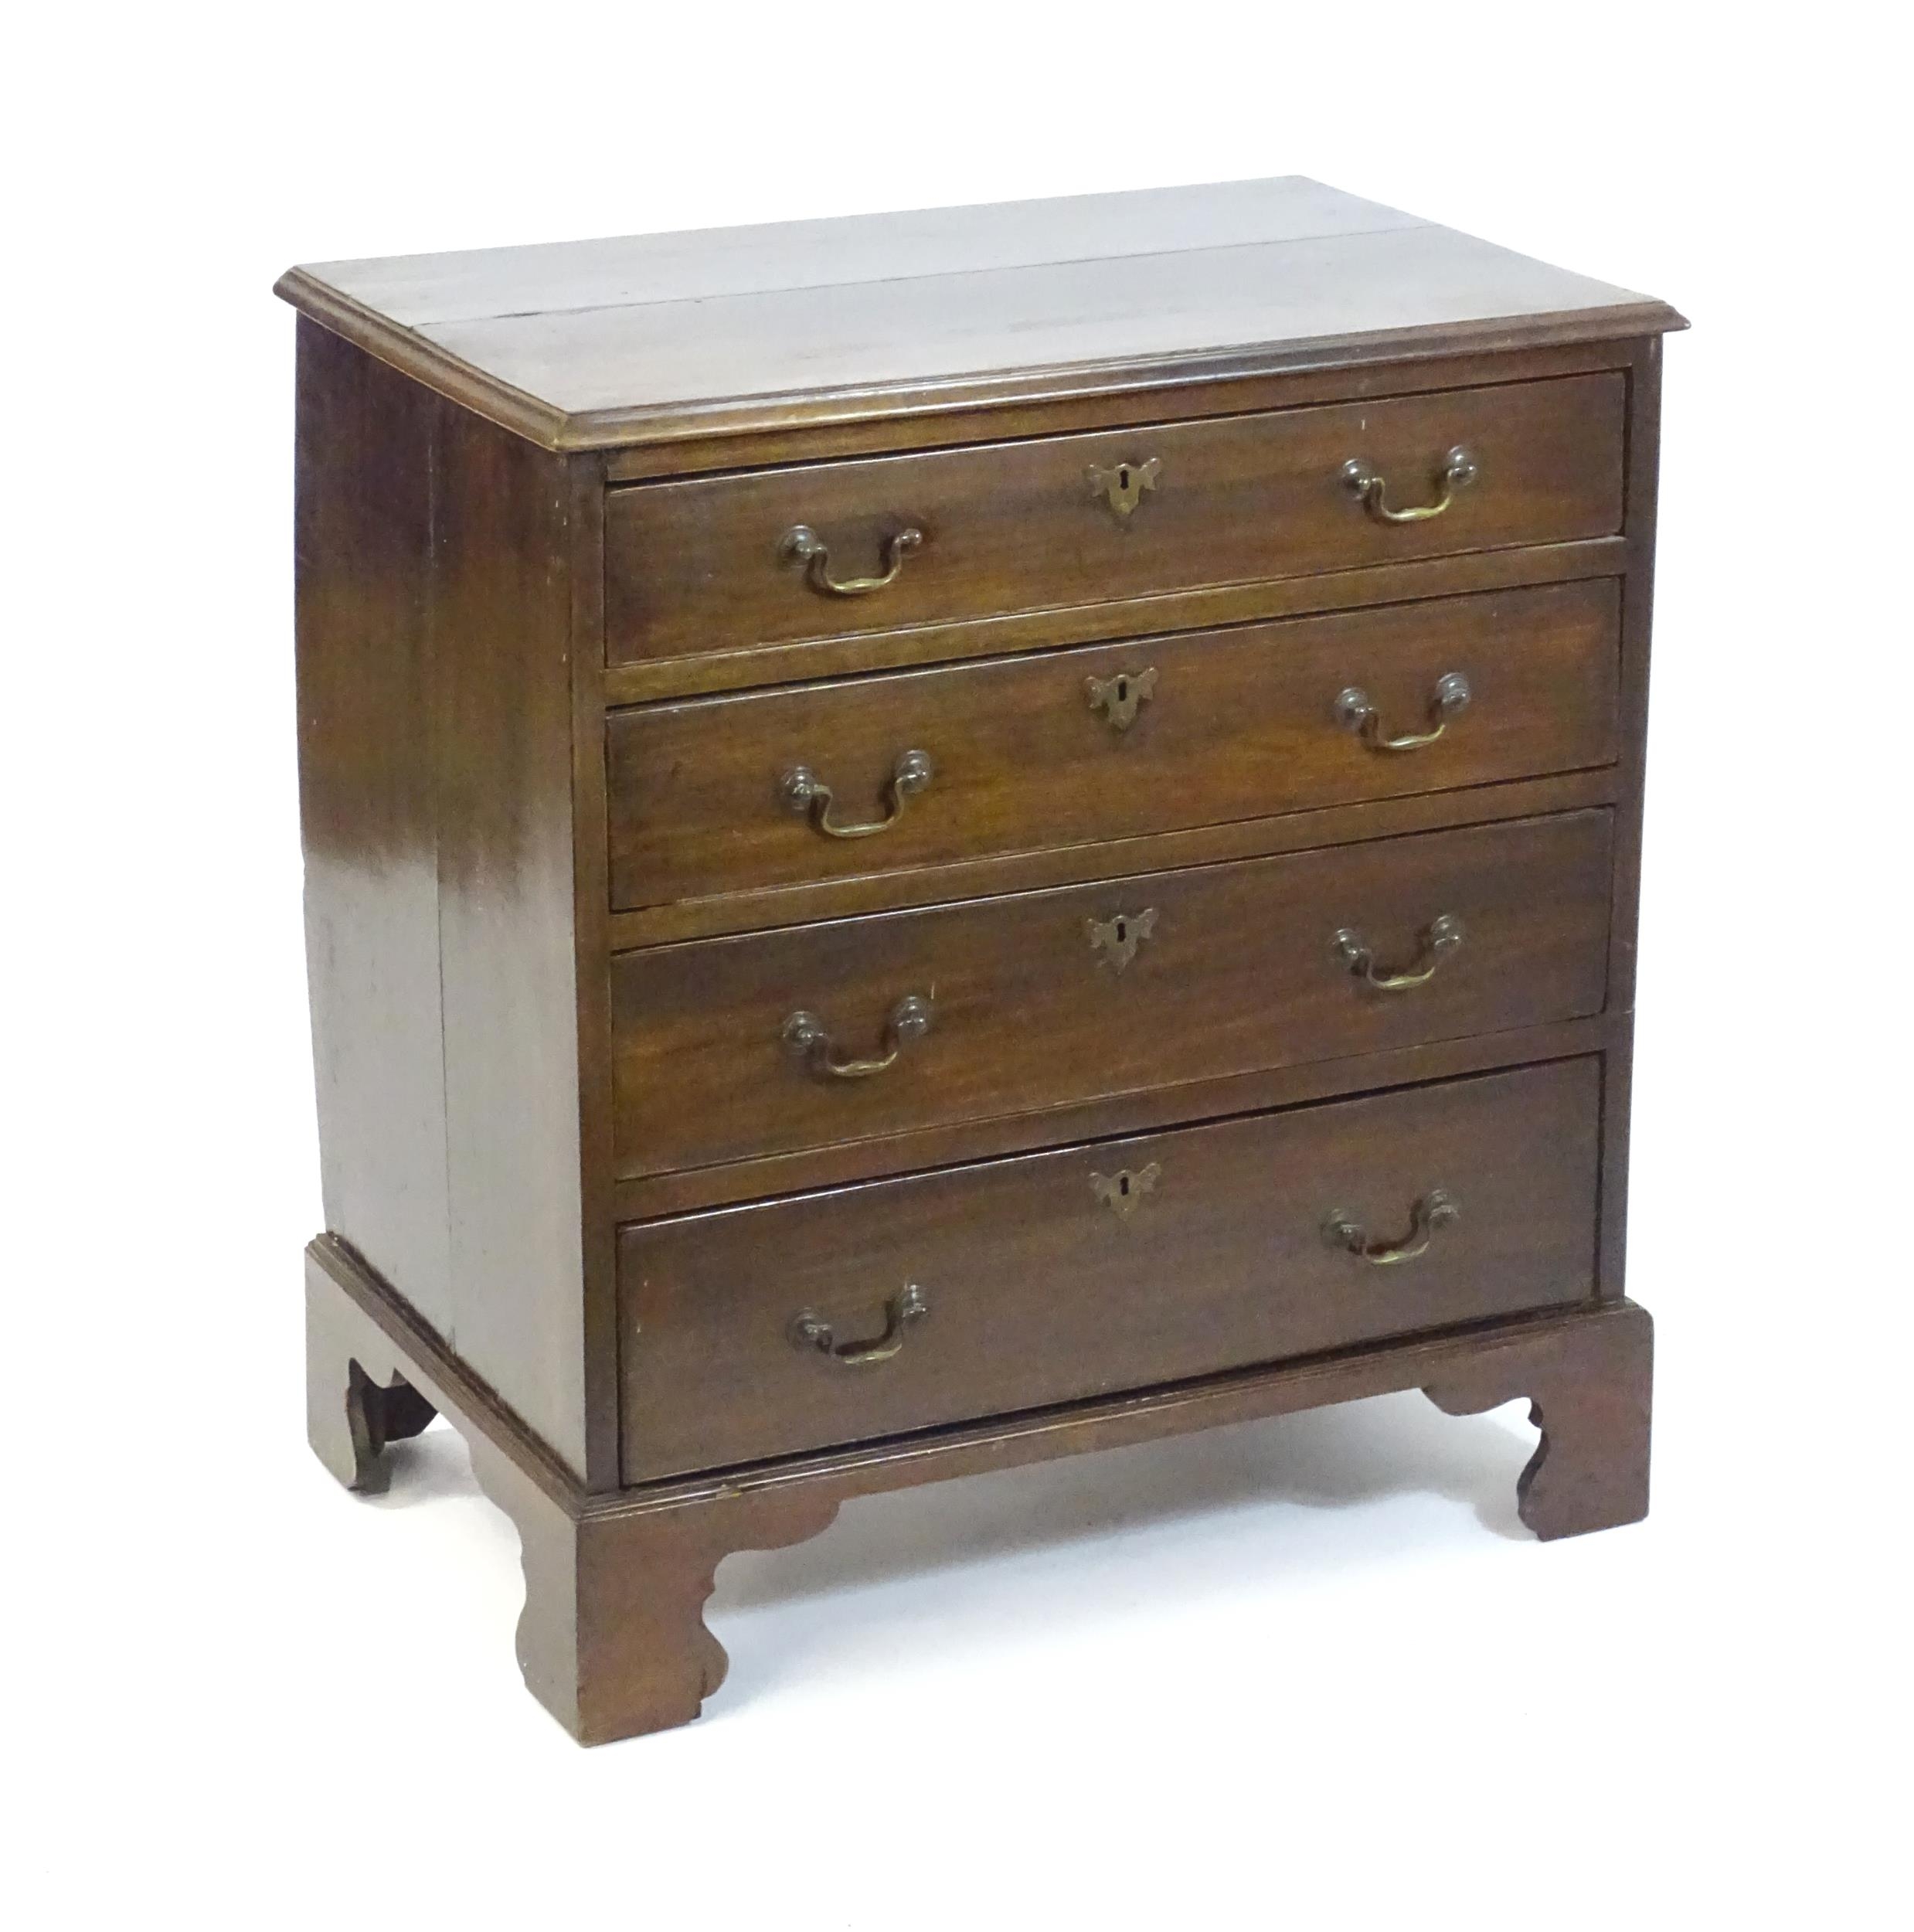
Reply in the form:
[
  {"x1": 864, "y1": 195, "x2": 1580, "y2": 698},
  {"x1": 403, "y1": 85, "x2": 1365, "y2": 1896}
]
[{"x1": 281, "y1": 178, "x2": 1683, "y2": 1743}]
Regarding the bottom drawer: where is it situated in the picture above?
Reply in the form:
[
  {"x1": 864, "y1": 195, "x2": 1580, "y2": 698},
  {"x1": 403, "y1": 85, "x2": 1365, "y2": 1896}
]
[{"x1": 617, "y1": 1058, "x2": 1601, "y2": 1481}]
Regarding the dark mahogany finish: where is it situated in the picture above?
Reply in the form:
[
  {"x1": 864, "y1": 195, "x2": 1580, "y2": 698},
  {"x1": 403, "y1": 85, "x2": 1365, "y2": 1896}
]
[
  {"x1": 617, "y1": 1060, "x2": 1602, "y2": 1481},
  {"x1": 281, "y1": 177, "x2": 1681, "y2": 1743},
  {"x1": 610, "y1": 811, "x2": 1615, "y2": 1181},
  {"x1": 602, "y1": 374, "x2": 1624, "y2": 669},
  {"x1": 607, "y1": 579, "x2": 1621, "y2": 910}
]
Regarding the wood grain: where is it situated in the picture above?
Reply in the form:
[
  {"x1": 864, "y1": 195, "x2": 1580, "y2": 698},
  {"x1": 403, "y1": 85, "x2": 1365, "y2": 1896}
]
[
  {"x1": 606, "y1": 767, "x2": 1620, "y2": 951},
  {"x1": 311, "y1": 1230, "x2": 1651, "y2": 1742},
  {"x1": 601, "y1": 536, "x2": 1628, "y2": 706},
  {"x1": 607, "y1": 579, "x2": 1620, "y2": 910},
  {"x1": 294, "y1": 322, "x2": 454, "y2": 1335},
  {"x1": 431, "y1": 399, "x2": 597, "y2": 1483},
  {"x1": 294, "y1": 325, "x2": 607, "y2": 1485},
  {"x1": 610, "y1": 809, "x2": 1614, "y2": 1181},
  {"x1": 423, "y1": 229, "x2": 1662, "y2": 427},
  {"x1": 1426, "y1": 1294, "x2": 1651, "y2": 1539},
  {"x1": 1596, "y1": 334, "x2": 1668, "y2": 1300},
  {"x1": 291, "y1": 179, "x2": 1423, "y2": 324},
  {"x1": 276, "y1": 179, "x2": 1680, "y2": 451},
  {"x1": 596, "y1": 339, "x2": 1634, "y2": 484},
  {"x1": 291, "y1": 185, "x2": 1675, "y2": 1740},
  {"x1": 604, "y1": 375, "x2": 1625, "y2": 668},
  {"x1": 610, "y1": 1018, "x2": 1616, "y2": 1222},
  {"x1": 618, "y1": 1059, "x2": 1600, "y2": 1480},
  {"x1": 566, "y1": 457, "x2": 622, "y2": 1484}
]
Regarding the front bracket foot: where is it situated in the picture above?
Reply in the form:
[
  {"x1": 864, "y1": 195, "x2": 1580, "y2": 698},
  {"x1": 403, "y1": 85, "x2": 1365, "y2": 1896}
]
[{"x1": 1423, "y1": 1300, "x2": 1653, "y2": 1540}]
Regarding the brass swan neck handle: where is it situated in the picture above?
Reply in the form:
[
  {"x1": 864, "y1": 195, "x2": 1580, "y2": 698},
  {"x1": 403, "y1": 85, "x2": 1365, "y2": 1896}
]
[
  {"x1": 1321, "y1": 1189, "x2": 1461, "y2": 1265},
  {"x1": 1341, "y1": 445, "x2": 1479, "y2": 524},
  {"x1": 780, "y1": 523, "x2": 923, "y2": 596},
  {"x1": 782, "y1": 995, "x2": 933, "y2": 1080},
  {"x1": 1334, "y1": 672, "x2": 1472, "y2": 752},
  {"x1": 781, "y1": 750, "x2": 933, "y2": 838},
  {"x1": 1334, "y1": 914, "x2": 1465, "y2": 992},
  {"x1": 789, "y1": 1284, "x2": 929, "y2": 1366}
]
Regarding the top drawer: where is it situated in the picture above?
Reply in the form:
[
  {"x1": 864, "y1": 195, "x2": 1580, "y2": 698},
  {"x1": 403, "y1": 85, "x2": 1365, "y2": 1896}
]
[{"x1": 604, "y1": 373, "x2": 1626, "y2": 670}]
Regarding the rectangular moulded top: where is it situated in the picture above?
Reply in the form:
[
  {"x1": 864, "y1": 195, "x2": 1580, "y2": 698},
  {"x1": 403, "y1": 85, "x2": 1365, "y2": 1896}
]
[{"x1": 276, "y1": 175, "x2": 1684, "y2": 453}]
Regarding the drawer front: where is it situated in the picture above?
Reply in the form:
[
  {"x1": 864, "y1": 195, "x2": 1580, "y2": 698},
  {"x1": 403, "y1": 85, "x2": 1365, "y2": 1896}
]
[
  {"x1": 604, "y1": 373, "x2": 1624, "y2": 669},
  {"x1": 607, "y1": 579, "x2": 1619, "y2": 910},
  {"x1": 610, "y1": 809, "x2": 1612, "y2": 1179},
  {"x1": 618, "y1": 1058, "x2": 1601, "y2": 1480}
]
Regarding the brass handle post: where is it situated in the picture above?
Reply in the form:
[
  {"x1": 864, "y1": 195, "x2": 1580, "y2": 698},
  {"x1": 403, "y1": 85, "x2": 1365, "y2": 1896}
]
[
  {"x1": 782, "y1": 994, "x2": 933, "y2": 1079},
  {"x1": 1341, "y1": 444, "x2": 1479, "y2": 524},
  {"x1": 780, "y1": 523, "x2": 923, "y2": 596},
  {"x1": 1321, "y1": 1189, "x2": 1461, "y2": 1265},
  {"x1": 1334, "y1": 671, "x2": 1471, "y2": 751},
  {"x1": 781, "y1": 749, "x2": 933, "y2": 838},
  {"x1": 789, "y1": 1283, "x2": 929, "y2": 1365},
  {"x1": 1334, "y1": 913, "x2": 1465, "y2": 991}
]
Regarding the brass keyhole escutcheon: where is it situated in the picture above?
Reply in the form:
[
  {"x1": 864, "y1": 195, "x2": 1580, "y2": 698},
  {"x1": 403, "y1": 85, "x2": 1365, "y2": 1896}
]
[
  {"x1": 1091, "y1": 1162, "x2": 1161, "y2": 1220},
  {"x1": 1086, "y1": 457, "x2": 1162, "y2": 520},
  {"x1": 1087, "y1": 907, "x2": 1157, "y2": 972},
  {"x1": 1086, "y1": 665, "x2": 1158, "y2": 732}
]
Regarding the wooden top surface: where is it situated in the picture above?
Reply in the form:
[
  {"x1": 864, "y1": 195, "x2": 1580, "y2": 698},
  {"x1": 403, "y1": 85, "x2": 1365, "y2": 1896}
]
[{"x1": 277, "y1": 177, "x2": 1682, "y2": 453}]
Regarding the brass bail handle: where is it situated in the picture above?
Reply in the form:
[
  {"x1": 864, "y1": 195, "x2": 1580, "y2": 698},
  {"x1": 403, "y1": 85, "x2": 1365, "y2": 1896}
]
[
  {"x1": 789, "y1": 1283, "x2": 929, "y2": 1366},
  {"x1": 782, "y1": 994, "x2": 933, "y2": 1080},
  {"x1": 1321, "y1": 1189, "x2": 1461, "y2": 1265},
  {"x1": 1341, "y1": 444, "x2": 1479, "y2": 524},
  {"x1": 780, "y1": 523, "x2": 923, "y2": 596},
  {"x1": 1334, "y1": 672, "x2": 1471, "y2": 752},
  {"x1": 781, "y1": 749, "x2": 933, "y2": 838},
  {"x1": 1334, "y1": 913, "x2": 1465, "y2": 991}
]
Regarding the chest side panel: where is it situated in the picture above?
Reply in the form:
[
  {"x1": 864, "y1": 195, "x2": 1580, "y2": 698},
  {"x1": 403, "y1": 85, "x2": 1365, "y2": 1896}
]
[
  {"x1": 295, "y1": 321, "x2": 454, "y2": 1335},
  {"x1": 294, "y1": 324, "x2": 603, "y2": 1484}
]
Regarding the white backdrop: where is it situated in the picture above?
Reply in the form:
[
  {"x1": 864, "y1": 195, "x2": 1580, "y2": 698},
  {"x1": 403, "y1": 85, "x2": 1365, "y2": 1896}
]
[{"x1": 8, "y1": 4, "x2": 1908, "y2": 1926}]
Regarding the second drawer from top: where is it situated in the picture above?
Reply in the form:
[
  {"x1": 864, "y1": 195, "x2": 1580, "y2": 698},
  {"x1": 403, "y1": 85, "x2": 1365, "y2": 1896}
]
[{"x1": 607, "y1": 578, "x2": 1620, "y2": 911}]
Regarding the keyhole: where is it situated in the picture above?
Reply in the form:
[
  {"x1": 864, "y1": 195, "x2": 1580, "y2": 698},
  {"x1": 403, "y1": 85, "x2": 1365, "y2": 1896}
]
[
  {"x1": 1113, "y1": 917, "x2": 1129, "y2": 944},
  {"x1": 1118, "y1": 1174, "x2": 1132, "y2": 1199},
  {"x1": 1113, "y1": 675, "x2": 1130, "y2": 702},
  {"x1": 1115, "y1": 463, "x2": 1134, "y2": 490}
]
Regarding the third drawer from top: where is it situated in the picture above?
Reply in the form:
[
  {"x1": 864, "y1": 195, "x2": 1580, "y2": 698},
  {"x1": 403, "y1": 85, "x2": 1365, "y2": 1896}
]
[{"x1": 610, "y1": 808, "x2": 1613, "y2": 1179}]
